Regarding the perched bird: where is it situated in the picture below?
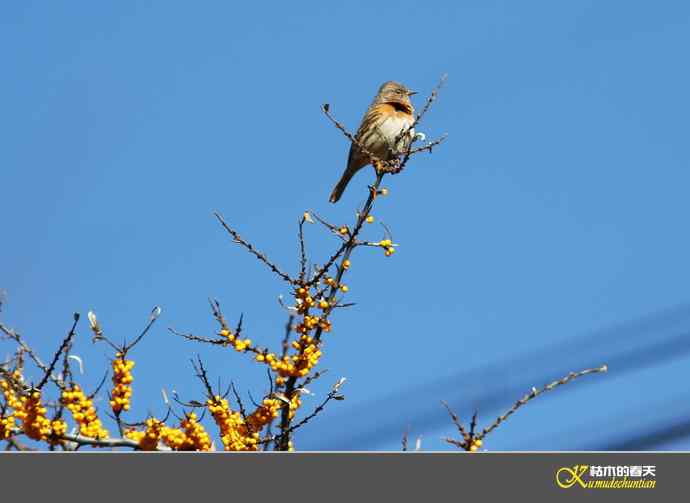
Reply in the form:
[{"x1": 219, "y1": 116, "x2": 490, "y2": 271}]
[{"x1": 329, "y1": 81, "x2": 417, "y2": 203}]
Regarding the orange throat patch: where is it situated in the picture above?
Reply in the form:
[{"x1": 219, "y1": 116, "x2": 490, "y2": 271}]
[{"x1": 384, "y1": 101, "x2": 414, "y2": 115}]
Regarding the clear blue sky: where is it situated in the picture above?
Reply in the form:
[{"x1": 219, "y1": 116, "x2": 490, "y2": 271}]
[{"x1": 2, "y1": 1, "x2": 690, "y2": 451}]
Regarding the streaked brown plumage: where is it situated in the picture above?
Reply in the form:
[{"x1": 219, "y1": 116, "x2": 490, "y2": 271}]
[{"x1": 329, "y1": 81, "x2": 416, "y2": 203}]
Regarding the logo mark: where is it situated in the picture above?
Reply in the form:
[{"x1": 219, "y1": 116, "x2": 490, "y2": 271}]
[{"x1": 556, "y1": 465, "x2": 588, "y2": 489}]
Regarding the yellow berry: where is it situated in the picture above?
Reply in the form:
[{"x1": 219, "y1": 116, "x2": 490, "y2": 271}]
[{"x1": 366, "y1": 215, "x2": 374, "y2": 224}]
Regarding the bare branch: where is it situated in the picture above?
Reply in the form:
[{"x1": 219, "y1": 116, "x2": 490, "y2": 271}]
[
  {"x1": 37, "y1": 313, "x2": 80, "y2": 390},
  {"x1": 1, "y1": 323, "x2": 55, "y2": 386},
  {"x1": 321, "y1": 103, "x2": 382, "y2": 166},
  {"x1": 442, "y1": 400, "x2": 469, "y2": 440},
  {"x1": 214, "y1": 212, "x2": 295, "y2": 285},
  {"x1": 476, "y1": 365, "x2": 608, "y2": 441},
  {"x1": 122, "y1": 306, "x2": 161, "y2": 355},
  {"x1": 298, "y1": 215, "x2": 308, "y2": 282}
]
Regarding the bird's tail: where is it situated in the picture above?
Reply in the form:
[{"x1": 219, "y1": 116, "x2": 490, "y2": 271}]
[{"x1": 329, "y1": 170, "x2": 355, "y2": 203}]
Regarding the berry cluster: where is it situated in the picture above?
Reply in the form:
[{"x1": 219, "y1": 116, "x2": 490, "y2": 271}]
[
  {"x1": 110, "y1": 354, "x2": 134, "y2": 414},
  {"x1": 61, "y1": 385, "x2": 109, "y2": 439}
]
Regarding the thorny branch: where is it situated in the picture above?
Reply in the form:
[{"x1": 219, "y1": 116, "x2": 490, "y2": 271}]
[
  {"x1": 121, "y1": 306, "x2": 162, "y2": 356},
  {"x1": 476, "y1": 365, "x2": 608, "y2": 441},
  {"x1": 443, "y1": 365, "x2": 608, "y2": 451},
  {"x1": 298, "y1": 215, "x2": 308, "y2": 282},
  {"x1": 36, "y1": 313, "x2": 80, "y2": 390},
  {"x1": 261, "y1": 377, "x2": 345, "y2": 446},
  {"x1": 1, "y1": 322, "x2": 57, "y2": 387},
  {"x1": 214, "y1": 212, "x2": 296, "y2": 285}
]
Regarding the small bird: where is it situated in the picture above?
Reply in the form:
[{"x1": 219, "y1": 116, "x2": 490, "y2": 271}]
[{"x1": 329, "y1": 81, "x2": 416, "y2": 203}]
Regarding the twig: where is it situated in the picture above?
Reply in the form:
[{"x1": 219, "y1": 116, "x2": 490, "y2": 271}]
[
  {"x1": 86, "y1": 311, "x2": 122, "y2": 352},
  {"x1": 410, "y1": 74, "x2": 446, "y2": 133},
  {"x1": 406, "y1": 134, "x2": 448, "y2": 156},
  {"x1": 37, "y1": 313, "x2": 80, "y2": 390},
  {"x1": 393, "y1": 74, "x2": 448, "y2": 172},
  {"x1": 308, "y1": 240, "x2": 350, "y2": 288},
  {"x1": 281, "y1": 315, "x2": 294, "y2": 360},
  {"x1": 169, "y1": 328, "x2": 233, "y2": 346},
  {"x1": 298, "y1": 215, "x2": 308, "y2": 282},
  {"x1": 230, "y1": 382, "x2": 248, "y2": 420},
  {"x1": 1, "y1": 323, "x2": 55, "y2": 386},
  {"x1": 300, "y1": 369, "x2": 328, "y2": 389},
  {"x1": 321, "y1": 104, "x2": 382, "y2": 166},
  {"x1": 309, "y1": 211, "x2": 344, "y2": 238},
  {"x1": 476, "y1": 365, "x2": 608, "y2": 441},
  {"x1": 122, "y1": 306, "x2": 161, "y2": 355},
  {"x1": 442, "y1": 400, "x2": 469, "y2": 439},
  {"x1": 214, "y1": 212, "x2": 295, "y2": 285},
  {"x1": 87, "y1": 370, "x2": 109, "y2": 400},
  {"x1": 266, "y1": 378, "x2": 345, "y2": 447},
  {"x1": 191, "y1": 356, "x2": 215, "y2": 398}
]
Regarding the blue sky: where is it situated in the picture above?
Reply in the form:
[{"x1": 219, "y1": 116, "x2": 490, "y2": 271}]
[{"x1": 2, "y1": 1, "x2": 690, "y2": 450}]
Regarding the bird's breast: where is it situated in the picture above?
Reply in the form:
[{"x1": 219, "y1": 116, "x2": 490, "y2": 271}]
[{"x1": 363, "y1": 104, "x2": 415, "y2": 155}]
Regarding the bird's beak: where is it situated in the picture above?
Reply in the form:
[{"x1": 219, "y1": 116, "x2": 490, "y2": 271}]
[{"x1": 407, "y1": 90, "x2": 418, "y2": 96}]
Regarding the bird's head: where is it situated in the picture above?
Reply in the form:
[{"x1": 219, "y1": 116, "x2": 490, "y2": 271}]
[{"x1": 374, "y1": 81, "x2": 416, "y2": 111}]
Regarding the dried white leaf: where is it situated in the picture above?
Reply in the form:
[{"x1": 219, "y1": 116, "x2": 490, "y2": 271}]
[
  {"x1": 150, "y1": 306, "x2": 162, "y2": 321},
  {"x1": 87, "y1": 311, "x2": 98, "y2": 329},
  {"x1": 273, "y1": 393, "x2": 290, "y2": 404},
  {"x1": 278, "y1": 294, "x2": 298, "y2": 312},
  {"x1": 333, "y1": 377, "x2": 347, "y2": 391},
  {"x1": 68, "y1": 355, "x2": 84, "y2": 375},
  {"x1": 161, "y1": 388, "x2": 169, "y2": 405}
]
